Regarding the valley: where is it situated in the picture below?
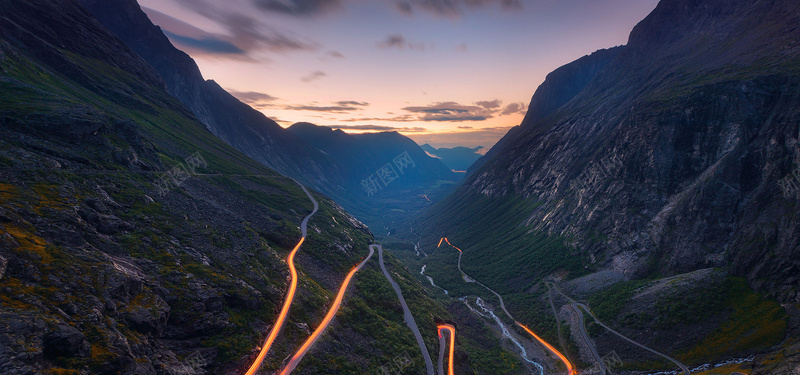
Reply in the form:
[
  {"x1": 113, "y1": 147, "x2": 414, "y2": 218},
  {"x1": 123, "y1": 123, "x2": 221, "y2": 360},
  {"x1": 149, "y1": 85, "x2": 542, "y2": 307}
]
[{"x1": 2, "y1": 0, "x2": 799, "y2": 374}]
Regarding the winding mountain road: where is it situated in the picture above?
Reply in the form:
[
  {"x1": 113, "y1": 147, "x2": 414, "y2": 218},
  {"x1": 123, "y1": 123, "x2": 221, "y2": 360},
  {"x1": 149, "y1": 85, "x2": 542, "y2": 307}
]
[
  {"x1": 278, "y1": 245, "x2": 375, "y2": 374},
  {"x1": 547, "y1": 285, "x2": 573, "y2": 366},
  {"x1": 244, "y1": 180, "x2": 318, "y2": 375},
  {"x1": 377, "y1": 244, "x2": 436, "y2": 375},
  {"x1": 442, "y1": 238, "x2": 571, "y2": 375},
  {"x1": 571, "y1": 302, "x2": 607, "y2": 375},
  {"x1": 548, "y1": 282, "x2": 690, "y2": 375},
  {"x1": 437, "y1": 324, "x2": 456, "y2": 375},
  {"x1": 575, "y1": 303, "x2": 690, "y2": 375}
]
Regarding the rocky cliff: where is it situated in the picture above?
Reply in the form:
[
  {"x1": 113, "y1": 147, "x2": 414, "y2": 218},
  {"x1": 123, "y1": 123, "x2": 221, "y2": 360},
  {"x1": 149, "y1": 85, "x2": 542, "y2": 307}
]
[
  {"x1": 458, "y1": 0, "x2": 800, "y2": 304},
  {"x1": 412, "y1": 1, "x2": 800, "y2": 370},
  {"x1": 468, "y1": 46, "x2": 622, "y2": 176}
]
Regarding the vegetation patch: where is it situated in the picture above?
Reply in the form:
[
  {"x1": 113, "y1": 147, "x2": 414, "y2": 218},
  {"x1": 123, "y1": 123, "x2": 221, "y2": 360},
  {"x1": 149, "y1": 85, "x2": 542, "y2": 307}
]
[{"x1": 678, "y1": 278, "x2": 788, "y2": 363}]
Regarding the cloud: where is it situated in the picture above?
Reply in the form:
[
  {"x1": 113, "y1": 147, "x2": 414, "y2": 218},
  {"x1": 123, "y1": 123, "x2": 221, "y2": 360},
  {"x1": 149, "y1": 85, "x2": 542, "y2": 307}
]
[
  {"x1": 228, "y1": 90, "x2": 279, "y2": 109},
  {"x1": 341, "y1": 114, "x2": 417, "y2": 122},
  {"x1": 326, "y1": 125, "x2": 428, "y2": 132},
  {"x1": 143, "y1": 7, "x2": 252, "y2": 58},
  {"x1": 285, "y1": 105, "x2": 355, "y2": 113},
  {"x1": 283, "y1": 100, "x2": 368, "y2": 113},
  {"x1": 325, "y1": 50, "x2": 345, "y2": 59},
  {"x1": 162, "y1": 31, "x2": 246, "y2": 54},
  {"x1": 225, "y1": 13, "x2": 315, "y2": 52},
  {"x1": 393, "y1": 0, "x2": 522, "y2": 18},
  {"x1": 377, "y1": 34, "x2": 427, "y2": 51},
  {"x1": 253, "y1": 0, "x2": 343, "y2": 17},
  {"x1": 335, "y1": 101, "x2": 369, "y2": 107},
  {"x1": 458, "y1": 126, "x2": 473, "y2": 129},
  {"x1": 174, "y1": 0, "x2": 315, "y2": 56},
  {"x1": 301, "y1": 70, "x2": 327, "y2": 83},
  {"x1": 397, "y1": 100, "x2": 527, "y2": 122},
  {"x1": 268, "y1": 116, "x2": 292, "y2": 124},
  {"x1": 402, "y1": 102, "x2": 495, "y2": 122},
  {"x1": 456, "y1": 43, "x2": 468, "y2": 52},
  {"x1": 501, "y1": 102, "x2": 527, "y2": 115},
  {"x1": 476, "y1": 100, "x2": 502, "y2": 109}
]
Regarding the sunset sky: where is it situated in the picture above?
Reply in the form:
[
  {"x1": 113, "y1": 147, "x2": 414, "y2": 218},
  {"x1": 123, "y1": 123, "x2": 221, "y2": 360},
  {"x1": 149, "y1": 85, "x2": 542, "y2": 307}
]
[{"x1": 139, "y1": 0, "x2": 659, "y2": 148}]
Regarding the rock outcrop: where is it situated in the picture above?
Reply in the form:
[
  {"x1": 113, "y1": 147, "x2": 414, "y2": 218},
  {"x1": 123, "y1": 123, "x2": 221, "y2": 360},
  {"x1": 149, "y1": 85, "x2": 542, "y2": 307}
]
[{"x1": 450, "y1": 0, "x2": 800, "y2": 305}]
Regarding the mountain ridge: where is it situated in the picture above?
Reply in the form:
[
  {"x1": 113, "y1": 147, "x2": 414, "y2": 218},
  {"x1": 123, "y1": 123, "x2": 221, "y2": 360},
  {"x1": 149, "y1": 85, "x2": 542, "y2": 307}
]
[
  {"x1": 0, "y1": 0, "x2": 460, "y2": 373},
  {"x1": 76, "y1": 0, "x2": 345, "y2": 190},
  {"x1": 460, "y1": 0, "x2": 800, "y2": 297},
  {"x1": 416, "y1": 0, "x2": 798, "y2": 370}
]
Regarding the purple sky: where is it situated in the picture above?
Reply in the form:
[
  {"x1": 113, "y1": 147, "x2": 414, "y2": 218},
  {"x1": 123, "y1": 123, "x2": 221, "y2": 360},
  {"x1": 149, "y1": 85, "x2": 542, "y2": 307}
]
[{"x1": 140, "y1": 0, "x2": 659, "y2": 148}]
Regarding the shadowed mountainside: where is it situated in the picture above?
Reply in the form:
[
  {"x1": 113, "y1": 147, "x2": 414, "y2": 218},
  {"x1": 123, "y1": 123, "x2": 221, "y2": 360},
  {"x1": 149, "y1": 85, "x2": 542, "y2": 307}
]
[
  {"x1": 0, "y1": 1, "x2": 455, "y2": 373},
  {"x1": 415, "y1": 0, "x2": 799, "y2": 370}
]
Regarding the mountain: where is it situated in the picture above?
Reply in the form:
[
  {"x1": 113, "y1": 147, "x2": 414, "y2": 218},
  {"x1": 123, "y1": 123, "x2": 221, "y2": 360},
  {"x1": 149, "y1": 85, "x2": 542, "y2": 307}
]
[
  {"x1": 415, "y1": 0, "x2": 799, "y2": 370},
  {"x1": 76, "y1": 0, "x2": 343, "y2": 189},
  {"x1": 420, "y1": 144, "x2": 485, "y2": 172},
  {"x1": 288, "y1": 123, "x2": 459, "y2": 229},
  {"x1": 467, "y1": 47, "x2": 622, "y2": 176},
  {"x1": 0, "y1": 1, "x2": 459, "y2": 373},
  {"x1": 289, "y1": 123, "x2": 456, "y2": 192},
  {"x1": 74, "y1": 0, "x2": 462, "y2": 231}
]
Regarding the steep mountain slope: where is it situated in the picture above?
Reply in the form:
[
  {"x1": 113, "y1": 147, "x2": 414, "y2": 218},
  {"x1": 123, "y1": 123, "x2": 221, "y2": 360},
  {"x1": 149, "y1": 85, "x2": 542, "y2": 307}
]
[
  {"x1": 467, "y1": 47, "x2": 622, "y2": 176},
  {"x1": 421, "y1": 144, "x2": 485, "y2": 172},
  {"x1": 416, "y1": 0, "x2": 799, "y2": 369},
  {"x1": 74, "y1": 0, "x2": 461, "y2": 231},
  {"x1": 76, "y1": 0, "x2": 344, "y2": 189},
  {"x1": 439, "y1": 0, "x2": 800, "y2": 303},
  {"x1": 0, "y1": 1, "x2": 455, "y2": 374}
]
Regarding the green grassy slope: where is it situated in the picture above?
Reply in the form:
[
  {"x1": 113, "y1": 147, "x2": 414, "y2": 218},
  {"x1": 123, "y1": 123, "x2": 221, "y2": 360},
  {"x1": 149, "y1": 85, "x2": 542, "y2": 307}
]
[{"x1": 0, "y1": 4, "x2": 465, "y2": 373}]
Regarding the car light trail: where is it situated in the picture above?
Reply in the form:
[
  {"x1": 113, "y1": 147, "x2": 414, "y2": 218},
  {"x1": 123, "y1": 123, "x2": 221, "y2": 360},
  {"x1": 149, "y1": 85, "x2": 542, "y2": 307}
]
[
  {"x1": 437, "y1": 237, "x2": 444, "y2": 248},
  {"x1": 443, "y1": 238, "x2": 462, "y2": 252},
  {"x1": 245, "y1": 237, "x2": 305, "y2": 375},
  {"x1": 443, "y1": 236, "x2": 566, "y2": 375},
  {"x1": 517, "y1": 323, "x2": 574, "y2": 375},
  {"x1": 278, "y1": 246, "x2": 375, "y2": 374},
  {"x1": 438, "y1": 324, "x2": 456, "y2": 375}
]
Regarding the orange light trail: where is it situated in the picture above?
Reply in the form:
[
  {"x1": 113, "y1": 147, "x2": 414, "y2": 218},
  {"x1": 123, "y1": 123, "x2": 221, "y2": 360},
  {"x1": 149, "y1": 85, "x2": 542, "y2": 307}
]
[
  {"x1": 437, "y1": 238, "x2": 444, "y2": 248},
  {"x1": 278, "y1": 254, "x2": 372, "y2": 374},
  {"x1": 443, "y1": 235, "x2": 572, "y2": 375},
  {"x1": 517, "y1": 323, "x2": 575, "y2": 375},
  {"x1": 444, "y1": 238, "x2": 462, "y2": 252},
  {"x1": 438, "y1": 324, "x2": 456, "y2": 375},
  {"x1": 245, "y1": 237, "x2": 305, "y2": 375}
]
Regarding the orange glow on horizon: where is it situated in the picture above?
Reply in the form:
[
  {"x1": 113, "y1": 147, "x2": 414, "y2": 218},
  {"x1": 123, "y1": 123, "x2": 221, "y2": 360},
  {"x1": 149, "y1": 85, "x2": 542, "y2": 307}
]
[
  {"x1": 245, "y1": 237, "x2": 306, "y2": 375},
  {"x1": 517, "y1": 323, "x2": 575, "y2": 375},
  {"x1": 438, "y1": 324, "x2": 456, "y2": 375},
  {"x1": 279, "y1": 260, "x2": 368, "y2": 374}
]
